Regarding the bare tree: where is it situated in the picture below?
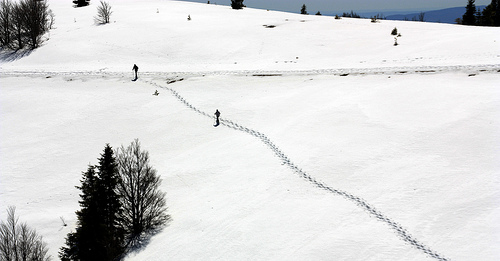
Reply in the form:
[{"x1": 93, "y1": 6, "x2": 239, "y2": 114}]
[
  {"x1": 0, "y1": 0, "x2": 12, "y2": 47},
  {"x1": 0, "y1": 0, "x2": 52, "y2": 50},
  {"x1": 418, "y1": 12, "x2": 426, "y2": 22},
  {"x1": 11, "y1": 1, "x2": 24, "y2": 49},
  {"x1": 0, "y1": 206, "x2": 50, "y2": 261},
  {"x1": 21, "y1": 0, "x2": 51, "y2": 49},
  {"x1": 95, "y1": 0, "x2": 112, "y2": 24},
  {"x1": 116, "y1": 139, "x2": 170, "y2": 248}
]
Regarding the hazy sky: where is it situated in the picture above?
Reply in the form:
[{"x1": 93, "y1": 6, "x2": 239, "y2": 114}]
[{"x1": 177, "y1": 0, "x2": 492, "y2": 13}]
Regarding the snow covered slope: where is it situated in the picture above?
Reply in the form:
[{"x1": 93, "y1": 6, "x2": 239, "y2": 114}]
[
  {"x1": 1, "y1": 0, "x2": 499, "y2": 260},
  {"x1": 1, "y1": 0, "x2": 499, "y2": 73}
]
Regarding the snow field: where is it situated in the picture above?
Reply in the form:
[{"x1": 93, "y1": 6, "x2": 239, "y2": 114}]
[
  {"x1": 3, "y1": 71, "x2": 499, "y2": 260},
  {"x1": 1, "y1": 0, "x2": 499, "y2": 73},
  {"x1": 143, "y1": 72, "x2": 500, "y2": 260},
  {"x1": 1, "y1": 0, "x2": 500, "y2": 260}
]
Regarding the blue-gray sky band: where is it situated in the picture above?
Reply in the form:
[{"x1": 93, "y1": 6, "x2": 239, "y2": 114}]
[{"x1": 178, "y1": 0, "x2": 491, "y2": 13}]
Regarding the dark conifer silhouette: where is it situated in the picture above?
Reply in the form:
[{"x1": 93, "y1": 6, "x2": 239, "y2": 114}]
[
  {"x1": 60, "y1": 145, "x2": 124, "y2": 261},
  {"x1": 463, "y1": 0, "x2": 477, "y2": 25},
  {"x1": 477, "y1": 0, "x2": 500, "y2": 26},
  {"x1": 495, "y1": 0, "x2": 500, "y2": 26},
  {"x1": 96, "y1": 145, "x2": 125, "y2": 260},
  {"x1": 60, "y1": 165, "x2": 101, "y2": 261},
  {"x1": 73, "y1": 0, "x2": 90, "y2": 7},
  {"x1": 300, "y1": 4, "x2": 308, "y2": 15},
  {"x1": 231, "y1": 0, "x2": 244, "y2": 10}
]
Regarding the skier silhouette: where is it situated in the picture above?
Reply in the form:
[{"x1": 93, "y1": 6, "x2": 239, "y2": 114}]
[
  {"x1": 132, "y1": 64, "x2": 139, "y2": 81},
  {"x1": 214, "y1": 109, "x2": 220, "y2": 127}
]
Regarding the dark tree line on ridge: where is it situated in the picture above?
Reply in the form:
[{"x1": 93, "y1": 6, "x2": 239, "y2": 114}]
[{"x1": 462, "y1": 0, "x2": 499, "y2": 25}]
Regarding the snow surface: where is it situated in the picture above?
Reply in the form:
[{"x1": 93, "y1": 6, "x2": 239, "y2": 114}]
[{"x1": 1, "y1": 0, "x2": 499, "y2": 260}]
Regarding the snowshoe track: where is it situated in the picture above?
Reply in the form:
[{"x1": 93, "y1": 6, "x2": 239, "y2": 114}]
[
  {"x1": 146, "y1": 79, "x2": 450, "y2": 261},
  {"x1": 2, "y1": 63, "x2": 499, "y2": 78}
]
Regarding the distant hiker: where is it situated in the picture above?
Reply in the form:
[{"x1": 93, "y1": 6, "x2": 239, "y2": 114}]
[
  {"x1": 132, "y1": 64, "x2": 139, "y2": 80},
  {"x1": 153, "y1": 90, "x2": 159, "y2": 96},
  {"x1": 214, "y1": 109, "x2": 220, "y2": 127}
]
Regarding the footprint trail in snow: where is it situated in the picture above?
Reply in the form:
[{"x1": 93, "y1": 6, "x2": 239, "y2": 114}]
[{"x1": 145, "y1": 78, "x2": 450, "y2": 261}]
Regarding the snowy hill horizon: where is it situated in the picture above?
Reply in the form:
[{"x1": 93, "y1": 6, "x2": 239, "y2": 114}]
[{"x1": 1, "y1": 0, "x2": 499, "y2": 260}]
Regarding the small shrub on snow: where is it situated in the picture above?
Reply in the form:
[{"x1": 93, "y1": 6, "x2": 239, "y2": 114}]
[
  {"x1": 391, "y1": 27, "x2": 398, "y2": 35},
  {"x1": 95, "y1": 0, "x2": 112, "y2": 24}
]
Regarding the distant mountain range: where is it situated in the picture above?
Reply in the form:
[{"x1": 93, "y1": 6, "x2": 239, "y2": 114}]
[{"x1": 385, "y1": 6, "x2": 486, "y2": 24}]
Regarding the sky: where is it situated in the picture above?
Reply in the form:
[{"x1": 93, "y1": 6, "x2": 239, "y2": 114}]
[{"x1": 177, "y1": 0, "x2": 492, "y2": 14}]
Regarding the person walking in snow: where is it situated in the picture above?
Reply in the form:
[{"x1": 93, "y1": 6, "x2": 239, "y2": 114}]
[
  {"x1": 214, "y1": 109, "x2": 221, "y2": 127},
  {"x1": 132, "y1": 64, "x2": 139, "y2": 81}
]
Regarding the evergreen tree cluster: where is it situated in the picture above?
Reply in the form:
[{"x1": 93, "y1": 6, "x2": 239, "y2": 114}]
[
  {"x1": 342, "y1": 11, "x2": 361, "y2": 18},
  {"x1": 231, "y1": 0, "x2": 244, "y2": 10},
  {"x1": 60, "y1": 141, "x2": 169, "y2": 261},
  {"x1": 73, "y1": 0, "x2": 90, "y2": 8},
  {"x1": 462, "y1": 0, "x2": 500, "y2": 26},
  {"x1": 0, "y1": 0, "x2": 54, "y2": 50}
]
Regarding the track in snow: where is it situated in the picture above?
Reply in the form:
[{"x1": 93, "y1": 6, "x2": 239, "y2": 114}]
[
  {"x1": 145, "y1": 78, "x2": 450, "y2": 261},
  {"x1": 2, "y1": 63, "x2": 499, "y2": 78}
]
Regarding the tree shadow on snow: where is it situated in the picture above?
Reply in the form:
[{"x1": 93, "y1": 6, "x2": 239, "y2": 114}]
[
  {"x1": 0, "y1": 48, "x2": 34, "y2": 62},
  {"x1": 124, "y1": 216, "x2": 172, "y2": 257}
]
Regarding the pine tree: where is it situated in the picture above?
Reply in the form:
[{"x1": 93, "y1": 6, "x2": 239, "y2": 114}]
[
  {"x1": 463, "y1": 0, "x2": 477, "y2": 25},
  {"x1": 73, "y1": 0, "x2": 90, "y2": 7},
  {"x1": 96, "y1": 144, "x2": 124, "y2": 260},
  {"x1": 495, "y1": 0, "x2": 500, "y2": 26},
  {"x1": 486, "y1": 0, "x2": 499, "y2": 26},
  {"x1": 474, "y1": 0, "x2": 500, "y2": 26},
  {"x1": 60, "y1": 145, "x2": 124, "y2": 261},
  {"x1": 479, "y1": 3, "x2": 494, "y2": 25},
  {"x1": 60, "y1": 165, "x2": 103, "y2": 261},
  {"x1": 231, "y1": 0, "x2": 244, "y2": 10},
  {"x1": 300, "y1": 4, "x2": 308, "y2": 15}
]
